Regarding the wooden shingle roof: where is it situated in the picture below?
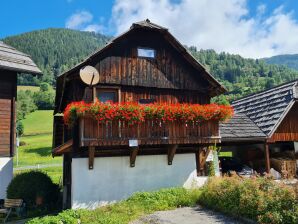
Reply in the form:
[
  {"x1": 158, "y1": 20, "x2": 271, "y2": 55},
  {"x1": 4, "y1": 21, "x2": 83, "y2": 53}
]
[
  {"x1": 0, "y1": 41, "x2": 41, "y2": 74},
  {"x1": 232, "y1": 79, "x2": 298, "y2": 137},
  {"x1": 219, "y1": 113, "x2": 266, "y2": 141}
]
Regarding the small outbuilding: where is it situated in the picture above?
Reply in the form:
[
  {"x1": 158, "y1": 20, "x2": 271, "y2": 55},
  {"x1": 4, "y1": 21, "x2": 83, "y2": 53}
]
[
  {"x1": 0, "y1": 41, "x2": 41, "y2": 199},
  {"x1": 220, "y1": 80, "x2": 298, "y2": 177}
]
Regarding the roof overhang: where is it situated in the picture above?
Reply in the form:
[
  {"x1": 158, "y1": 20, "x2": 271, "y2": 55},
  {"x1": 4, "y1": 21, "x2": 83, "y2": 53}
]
[{"x1": 221, "y1": 137, "x2": 267, "y2": 143}]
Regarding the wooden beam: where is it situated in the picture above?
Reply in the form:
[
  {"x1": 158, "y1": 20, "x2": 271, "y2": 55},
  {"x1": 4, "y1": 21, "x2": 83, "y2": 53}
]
[
  {"x1": 195, "y1": 150, "x2": 201, "y2": 176},
  {"x1": 167, "y1": 144, "x2": 178, "y2": 165},
  {"x1": 264, "y1": 143, "x2": 270, "y2": 173},
  {"x1": 130, "y1": 147, "x2": 139, "y2": 167},
  {"x1": 88, "y1": 146, "x2": 95, "y2": 170}
]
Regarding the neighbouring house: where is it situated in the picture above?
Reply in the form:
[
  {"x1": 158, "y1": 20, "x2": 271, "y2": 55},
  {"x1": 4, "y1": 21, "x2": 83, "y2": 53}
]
[
  {"x1": 219, "y1": 79, "x2": 298, "y2": 176},
  {"x1": 52, "y1": 19, "x2": 228, "y2": 209},
  {"x1": 0, "y1": 41, "x2": 41, "y2": 199}
]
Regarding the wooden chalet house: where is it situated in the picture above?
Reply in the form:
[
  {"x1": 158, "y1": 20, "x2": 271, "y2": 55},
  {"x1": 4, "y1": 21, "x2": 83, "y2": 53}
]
[
  {"x1": 52, "y1": 20, "x2": 226, "y2": 209},
  {"x1": 0, "y1": 41, "x2": 41, "y2": 199},
  {"x1": 220, "y1": 79, "x2": 298, "y2": 175}
]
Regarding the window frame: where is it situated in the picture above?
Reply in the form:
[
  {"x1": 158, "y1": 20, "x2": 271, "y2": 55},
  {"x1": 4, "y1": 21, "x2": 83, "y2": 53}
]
[
  {"x1": 137, "y1": 47, "x2": 156, "y2": 59},
  {"x1": 93, "y1": 86, "x2": 121, "y2": 103}
]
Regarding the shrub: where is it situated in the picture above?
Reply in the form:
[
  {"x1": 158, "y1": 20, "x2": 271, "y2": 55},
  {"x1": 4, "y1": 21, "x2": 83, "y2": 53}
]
[
  {"x1": 7, "y1": 171, "x2": 61, "y2": 209},
  {"x1": 199, "y1": 176, "x2": 298, "y2": 224},
  {"x1": 16, "y1": 121, "x2": 24, "y2": 136}
]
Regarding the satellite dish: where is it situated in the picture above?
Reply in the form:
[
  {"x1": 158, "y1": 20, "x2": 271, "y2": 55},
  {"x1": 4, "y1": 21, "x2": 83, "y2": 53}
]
[{"x1": 80, "y1": 66, "x2": 100, "y2": 86}]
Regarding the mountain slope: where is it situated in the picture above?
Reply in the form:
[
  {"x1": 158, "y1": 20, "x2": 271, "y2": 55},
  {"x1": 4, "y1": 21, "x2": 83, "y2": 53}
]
[
  {"x1": 2, "y1": 29, "x2": 298, "y2": 100},
  {"x1": 3, "y1": 28, "x2": 110, "y2": 85},
  {"x1": 263, "y1": 54, "x2": 298, "y2": 71}
]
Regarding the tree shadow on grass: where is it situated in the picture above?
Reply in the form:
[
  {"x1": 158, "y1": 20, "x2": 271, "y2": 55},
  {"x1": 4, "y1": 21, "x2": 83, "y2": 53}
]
[{"x1": 25, "y1": 146, "x2": 52, "y2": 157}]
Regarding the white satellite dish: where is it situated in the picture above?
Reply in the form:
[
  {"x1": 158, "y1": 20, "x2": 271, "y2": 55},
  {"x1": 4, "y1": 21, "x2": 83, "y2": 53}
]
[{"x1": 80, "y1": 66, "x2": 100, "y2": 86}]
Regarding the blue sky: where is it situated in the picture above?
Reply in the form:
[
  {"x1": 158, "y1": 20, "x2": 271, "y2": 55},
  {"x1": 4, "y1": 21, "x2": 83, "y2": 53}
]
[{"x1": 1, "y1": 0, "x2": 298, "y2": 58}]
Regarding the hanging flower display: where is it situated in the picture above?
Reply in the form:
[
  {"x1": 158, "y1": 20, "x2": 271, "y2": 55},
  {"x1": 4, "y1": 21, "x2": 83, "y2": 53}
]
[{"x1": 63, "y1": 101, "x2": 234, "y2": 126}]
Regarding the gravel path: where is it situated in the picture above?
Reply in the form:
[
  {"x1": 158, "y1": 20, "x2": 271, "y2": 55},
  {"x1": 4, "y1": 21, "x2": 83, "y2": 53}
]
[{"x1": 131, "y1": 206, "x2": 246, "y2": 224}]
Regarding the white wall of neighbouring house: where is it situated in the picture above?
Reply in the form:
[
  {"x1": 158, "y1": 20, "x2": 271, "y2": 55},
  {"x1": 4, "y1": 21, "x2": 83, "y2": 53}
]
[
  {"x1": 0, "y1": 157, "x2": 13, "y2": 199},
  {"x1": 71, "y1": 153, "x2": 205, "y2": 209}
]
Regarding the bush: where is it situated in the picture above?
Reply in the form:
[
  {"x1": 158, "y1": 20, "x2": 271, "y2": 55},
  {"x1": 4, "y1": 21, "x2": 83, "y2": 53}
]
[
  {"x1": 199, "y1": 176, "x2": 298, "y2": 224},
  {"x1": 7, "y1": 171, "x2": 61, "y2": 209},
  {"x1": 16, "y1": 121, "x2": 24, "y2": 136}
]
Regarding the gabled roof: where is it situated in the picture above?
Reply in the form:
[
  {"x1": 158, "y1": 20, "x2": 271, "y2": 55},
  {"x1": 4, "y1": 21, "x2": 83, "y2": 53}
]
[
  {"x1": 0, "y1": 41, "x2": 42, "y2": 74},
  {"x1": 232, "y1": 79, "x2": 298, "y2": 137},
  {"x1": 55, "y1": 20, "x2": 226, "y2": 113}
]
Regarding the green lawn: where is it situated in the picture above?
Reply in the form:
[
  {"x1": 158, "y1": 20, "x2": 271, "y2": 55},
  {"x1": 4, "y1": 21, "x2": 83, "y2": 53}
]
[
  {"x1": 15, "y1": 133, "x2": 62, "y2": 167},
  {"x1": 14, "y1": 110, "x2": 62, "y2": 182},
  {"x1": 17, "y1": 85, "x2": 40, "y2": 92},
  {"x1": 22, "y1": 110, "x2": 53, "y2": 136}
]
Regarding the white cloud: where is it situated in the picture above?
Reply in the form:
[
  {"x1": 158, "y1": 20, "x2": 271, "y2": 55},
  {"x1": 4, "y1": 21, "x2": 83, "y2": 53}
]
[
  {"x1": 109, "y1": 0, "x2": 298, "y2": 58},
  {"x1": 66, "y1": 11, "x2": 93, "y2": 30},
  {"x1": 66, "y1": 11, "x2": 106, "y2": 33},
  {"x1": 83, "y1": 24, "x2": 104, "y2": 33}
]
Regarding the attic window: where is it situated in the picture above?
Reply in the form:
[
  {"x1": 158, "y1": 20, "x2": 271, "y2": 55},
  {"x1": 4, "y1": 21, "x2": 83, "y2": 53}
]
[{"x1": 137, "y1": 48, "x2": 155, "y2": 58}]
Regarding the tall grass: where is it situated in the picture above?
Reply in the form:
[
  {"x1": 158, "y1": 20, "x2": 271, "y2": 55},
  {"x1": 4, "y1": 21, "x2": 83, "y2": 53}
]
[{"x1": 27, "y1": 188, "x2": 201, "y2": 224}]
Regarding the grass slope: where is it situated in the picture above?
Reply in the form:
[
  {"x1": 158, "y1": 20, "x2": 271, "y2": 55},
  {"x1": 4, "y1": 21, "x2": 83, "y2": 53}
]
[
  {"x1": 15, "y1": 110, "x2": 62, "y2": 183},
  {"x1": 17, "y1": 85, "x2": 40, "y2": 92},
  {"x1": 22, "y1": 110, "x2": 53, "y2": 136}
]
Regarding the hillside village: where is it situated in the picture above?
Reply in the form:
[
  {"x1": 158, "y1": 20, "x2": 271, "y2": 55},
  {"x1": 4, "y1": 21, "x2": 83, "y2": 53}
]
[{"x1": 0, "y1": 2, "x2": 298, "y2": 224}]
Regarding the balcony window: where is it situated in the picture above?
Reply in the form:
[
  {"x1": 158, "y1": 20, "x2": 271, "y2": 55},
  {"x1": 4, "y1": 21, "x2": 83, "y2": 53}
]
[
  {"x1": 96, "y1": 88, "x2": 119, "y2": 103},
  {"x1": 139, "y1": 98, "x2": 156, "y2": 104},
  {"x1": 137, "y1": 47, "x2": 155, "y2": 58}
]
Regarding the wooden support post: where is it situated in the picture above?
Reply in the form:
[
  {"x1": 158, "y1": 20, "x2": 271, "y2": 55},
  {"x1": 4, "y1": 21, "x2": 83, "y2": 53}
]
[
  {"x1": 264, "y1": 142, "x2": 270, "y2": 173},
  {"x1": 167, "y1": 144, "x2": 178, "y2": 165},
  {"x1": 88, "y1": 146, "x2": 95, "y2": 170},
  {"x1": 130, "y1": 147, "x2": 139, "y2": 167},
  {"x1": 195, "y1": 149, "x2": 201, "y2": 176},
  {"x1": 196, "y1": 147, "x2": 205, "y2": 176}
]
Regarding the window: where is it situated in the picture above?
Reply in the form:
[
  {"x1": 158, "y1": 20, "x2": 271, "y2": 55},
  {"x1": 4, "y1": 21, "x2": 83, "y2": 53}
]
[
  {"x1": 137, "y1": 47, "x2": 155, "y2": 58},
  {"x1": 139, "y1": 98, "x2": 156, "y2": 104},
  {"x1": 96, "y1": 88, "x2": 119, "y2": 103}
]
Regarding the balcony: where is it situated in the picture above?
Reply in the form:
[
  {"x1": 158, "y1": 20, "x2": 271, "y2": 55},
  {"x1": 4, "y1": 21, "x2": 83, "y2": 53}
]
[{"x1": 78, "y1": 116, "x2": 220, "y2": 147}]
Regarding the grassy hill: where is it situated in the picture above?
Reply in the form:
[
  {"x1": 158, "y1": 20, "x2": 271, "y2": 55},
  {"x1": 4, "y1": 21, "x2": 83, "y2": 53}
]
[
  {"x1": 22, "y1": 110, "x2": 53, "y2": 135},
  {"x1": 15, "y1": 110, "x2": 62, "y2": 184},
  {"x1": 17, "y1": 85, "x2": 40, "y2": 92}
]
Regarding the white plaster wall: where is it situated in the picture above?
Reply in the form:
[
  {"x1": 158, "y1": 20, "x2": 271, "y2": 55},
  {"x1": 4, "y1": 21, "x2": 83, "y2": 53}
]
[
  {"x1": 71, "y1": 154, "x2": 205, "y2": 209},
  {"x1": 0, "y1": 158, "x2": 13, "y2": 199}
]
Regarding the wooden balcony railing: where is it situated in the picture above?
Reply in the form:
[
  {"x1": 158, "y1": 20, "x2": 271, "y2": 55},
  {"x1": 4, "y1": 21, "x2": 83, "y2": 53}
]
[{"x1": 79, "y1": 116, "x2": 220, "y2": 147}]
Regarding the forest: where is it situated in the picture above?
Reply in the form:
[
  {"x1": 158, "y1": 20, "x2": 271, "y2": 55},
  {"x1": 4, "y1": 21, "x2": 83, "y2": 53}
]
[{"x1": 3, "y1": 28, "x2": 298, "y2": 103}]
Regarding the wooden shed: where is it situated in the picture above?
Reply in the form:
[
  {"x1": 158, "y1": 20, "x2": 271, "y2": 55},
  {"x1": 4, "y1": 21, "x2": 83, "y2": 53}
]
[
  {"x1": 220, "y1": 80, "x2": 298, "y2": 176},
  {"x1": 0, "y1": 41, "x2": 41, "y2": 199},
  {"x1": 52, "y1": 20, "x2": 227, "y2": 209}
]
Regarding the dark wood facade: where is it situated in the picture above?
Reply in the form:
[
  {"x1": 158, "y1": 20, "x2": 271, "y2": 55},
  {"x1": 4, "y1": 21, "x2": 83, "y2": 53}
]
[
  {"x1": 269, "y1": 102, "x2": 298, "y2": 142},
  {"x1": 0, "y1": 71, "x2": 17, "y2": 157},
  {"x1": 0, "y1": 41, "x2": 41, "y2": 158}
]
